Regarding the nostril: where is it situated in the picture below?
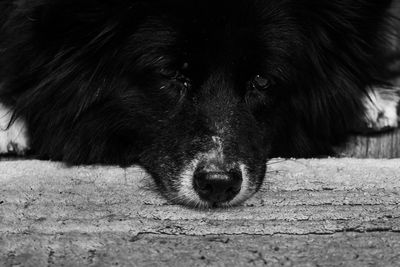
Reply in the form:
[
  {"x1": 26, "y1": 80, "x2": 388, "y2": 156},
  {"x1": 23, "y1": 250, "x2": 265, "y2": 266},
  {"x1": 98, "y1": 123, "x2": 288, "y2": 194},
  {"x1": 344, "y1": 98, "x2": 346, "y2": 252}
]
[
  {"x1": 193, "y1": 174, "x2": 213, "y2": 195},
  {"x1": 193, "y1": 168, "x2": 243, "y2": 203},
  {"x1": 227, "y1": 170, "x2": 242, "y2": 193}
]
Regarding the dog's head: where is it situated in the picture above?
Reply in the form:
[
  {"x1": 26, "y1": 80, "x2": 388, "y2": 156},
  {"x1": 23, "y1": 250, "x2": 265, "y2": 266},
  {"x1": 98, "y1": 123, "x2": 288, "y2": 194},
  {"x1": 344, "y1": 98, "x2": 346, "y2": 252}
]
[
  {"x1": 123, "y1": 1, "x2": 292, "y2": 208},
  {"x1": 30, "y1": 0, "x2": 393, "y2": 208}
]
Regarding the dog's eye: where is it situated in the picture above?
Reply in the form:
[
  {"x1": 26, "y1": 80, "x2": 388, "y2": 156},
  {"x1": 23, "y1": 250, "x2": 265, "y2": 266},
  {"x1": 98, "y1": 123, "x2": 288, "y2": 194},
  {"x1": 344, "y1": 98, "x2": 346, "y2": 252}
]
[
  {"x1": 160, "y1": 70, "x2": 191, "y2": 88},
  {"x1": 160, "y1": 68, "x2": 176, "y2": 78},
  {"x1": 250, "y1": 75, "x2": 272, "y2": 91},
  {"x1": 159, "y1": 71, "x2": 191, "y2": 102},
  {"x1": 173, "y1": 71, "x2": 191, "y2": 89},
  {"x1": 245, "y1": 75, "x2": 276, "y2": 106}
]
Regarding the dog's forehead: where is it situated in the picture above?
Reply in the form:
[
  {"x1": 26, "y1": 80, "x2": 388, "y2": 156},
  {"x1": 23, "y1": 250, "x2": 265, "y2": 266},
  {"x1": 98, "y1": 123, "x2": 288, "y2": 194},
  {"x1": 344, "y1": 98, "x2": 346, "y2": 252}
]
[{"x1": 124, "y1": 5, "x2": 297, "y2": 84}]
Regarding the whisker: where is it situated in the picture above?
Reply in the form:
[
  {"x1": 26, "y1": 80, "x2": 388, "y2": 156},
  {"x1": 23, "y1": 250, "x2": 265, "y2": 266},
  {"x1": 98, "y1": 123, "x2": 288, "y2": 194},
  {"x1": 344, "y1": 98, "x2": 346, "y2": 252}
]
[{"x1": 266, "y1": 159, "x2": 288, "y2": 165}]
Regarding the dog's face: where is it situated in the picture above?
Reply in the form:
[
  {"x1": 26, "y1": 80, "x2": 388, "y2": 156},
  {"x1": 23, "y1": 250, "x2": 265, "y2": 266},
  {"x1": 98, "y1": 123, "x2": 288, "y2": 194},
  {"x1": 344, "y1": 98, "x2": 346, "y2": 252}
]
[{"x1": 115, "y1": 2, "x2": 302, "y2": 208}]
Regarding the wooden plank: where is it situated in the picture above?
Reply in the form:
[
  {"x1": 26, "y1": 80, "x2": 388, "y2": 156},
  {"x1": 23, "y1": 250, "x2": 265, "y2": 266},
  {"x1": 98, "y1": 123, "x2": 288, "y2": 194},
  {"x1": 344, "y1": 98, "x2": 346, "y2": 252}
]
[
  {"x1": 340, "y1": 129, "x2": 400, "y2": 158},
  {"x1": 1, "y1": 159, "x2": 400, "y2": 266},
  {"x1": 2, "y1": 233, "x2": 400, "y2": 267}
]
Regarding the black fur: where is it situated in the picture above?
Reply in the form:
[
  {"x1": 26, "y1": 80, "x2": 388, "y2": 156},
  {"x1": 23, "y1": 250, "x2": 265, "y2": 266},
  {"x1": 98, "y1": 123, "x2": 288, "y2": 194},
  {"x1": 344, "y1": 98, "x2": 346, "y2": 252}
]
[{"x1": 0, "y1": 0, "x2": 396, "y2": 207}]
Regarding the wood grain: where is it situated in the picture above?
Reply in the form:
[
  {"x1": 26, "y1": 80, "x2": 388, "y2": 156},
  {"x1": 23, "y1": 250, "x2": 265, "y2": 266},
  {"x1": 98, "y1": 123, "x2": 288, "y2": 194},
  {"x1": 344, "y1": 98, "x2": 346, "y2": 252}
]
[
  {"x1": 1, "y1": 159, "x2": 400, "y2": 266},
  {"x1": 340, "y1": 129, "x2": 400, "y2": 158}
]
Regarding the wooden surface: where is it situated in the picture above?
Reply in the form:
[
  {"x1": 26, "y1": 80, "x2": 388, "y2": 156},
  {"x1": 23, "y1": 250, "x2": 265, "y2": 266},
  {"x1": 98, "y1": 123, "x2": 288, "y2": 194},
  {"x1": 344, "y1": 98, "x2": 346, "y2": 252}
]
[
  {"x1": 3, "y1": 233, "x2": 400, "y2": 267},
  {"x1": 1, "y1": 159, "x2": 400, "y2": 266},
  {"x1": 340, "y1": 129, "x2": 400, "y2": 158}
]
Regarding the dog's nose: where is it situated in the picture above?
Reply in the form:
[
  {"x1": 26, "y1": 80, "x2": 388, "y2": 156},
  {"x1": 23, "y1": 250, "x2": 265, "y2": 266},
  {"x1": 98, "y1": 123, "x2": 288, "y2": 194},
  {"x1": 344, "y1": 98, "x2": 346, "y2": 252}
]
[{"x1": 193, "y1": 166, "x2": 242, "y2": 203}]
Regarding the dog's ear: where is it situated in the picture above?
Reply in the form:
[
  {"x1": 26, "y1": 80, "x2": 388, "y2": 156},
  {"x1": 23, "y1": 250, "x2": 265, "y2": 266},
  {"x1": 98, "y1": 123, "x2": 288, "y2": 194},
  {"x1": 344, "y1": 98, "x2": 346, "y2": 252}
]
[{"x1": 296, "y1": 0, "x2": 395, "y2": 72}]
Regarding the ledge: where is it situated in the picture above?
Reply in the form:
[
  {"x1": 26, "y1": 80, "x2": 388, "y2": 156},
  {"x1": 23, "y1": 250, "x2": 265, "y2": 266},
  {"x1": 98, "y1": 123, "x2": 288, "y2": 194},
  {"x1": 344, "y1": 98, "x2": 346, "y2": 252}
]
[{"x1": 1, "y1": 158, "x2": 400, "y2": 265}]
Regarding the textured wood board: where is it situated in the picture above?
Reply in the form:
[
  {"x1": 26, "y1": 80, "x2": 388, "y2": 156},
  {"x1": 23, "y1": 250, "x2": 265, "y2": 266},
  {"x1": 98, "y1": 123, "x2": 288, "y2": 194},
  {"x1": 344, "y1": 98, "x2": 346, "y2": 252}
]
[
  {"x1": 340, "y1": 129, "x2": 400, "y2": 158},
  {"x1": 2, "y1": 233, "x2": 400, "y2": 267},
  {"x1": 1, "y1": 159, "x2": 400, "y2": 266}
]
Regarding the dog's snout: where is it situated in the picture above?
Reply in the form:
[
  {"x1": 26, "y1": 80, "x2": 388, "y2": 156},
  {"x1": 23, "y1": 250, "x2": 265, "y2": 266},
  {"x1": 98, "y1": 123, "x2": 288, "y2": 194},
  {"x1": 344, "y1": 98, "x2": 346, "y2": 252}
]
[{"x1": 193, "y1": 164, "x2": 242, "y2": 203}]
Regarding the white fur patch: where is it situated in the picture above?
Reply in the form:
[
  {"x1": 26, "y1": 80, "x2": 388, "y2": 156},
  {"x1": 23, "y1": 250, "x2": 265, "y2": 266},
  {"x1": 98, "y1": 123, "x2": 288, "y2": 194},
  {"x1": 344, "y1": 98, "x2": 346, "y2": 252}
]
[
  {"x1": 362, "y1": 86, "x2": 400, "y2": 131},
  {"x1": 0, "y1": 103, "x2": 30, "y2": 155},
  {"x1": 212, "y1": 135, "x2": 224, "y2": 156},
  {"x1": 226, "y1": 163, "x2": 254, "y2": 207},
  {"x1": 176, "y1": 157, "x2": 207, "y2": 208}
]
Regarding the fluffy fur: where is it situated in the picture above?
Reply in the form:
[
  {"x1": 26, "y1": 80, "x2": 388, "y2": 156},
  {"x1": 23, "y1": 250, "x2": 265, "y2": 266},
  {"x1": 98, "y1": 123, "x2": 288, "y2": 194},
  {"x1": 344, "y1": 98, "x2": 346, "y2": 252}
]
[{"x1": 0, "y1": 0, "x2": 398, "y2": 207}]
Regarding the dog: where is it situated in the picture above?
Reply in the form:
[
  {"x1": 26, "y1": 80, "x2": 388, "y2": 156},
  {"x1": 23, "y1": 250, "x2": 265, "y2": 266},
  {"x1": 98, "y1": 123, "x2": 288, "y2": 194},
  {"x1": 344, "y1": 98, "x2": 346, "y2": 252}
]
[{"x1": 0, "y1": 0, "x2": 399, "y2": 208}]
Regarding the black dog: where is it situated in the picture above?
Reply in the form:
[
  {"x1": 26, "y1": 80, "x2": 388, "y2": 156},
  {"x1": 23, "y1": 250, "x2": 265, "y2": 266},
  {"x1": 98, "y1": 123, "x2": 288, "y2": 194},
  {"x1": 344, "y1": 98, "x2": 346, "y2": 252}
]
[{"x1": 0, "y1": 0, "x2": 399, "y2": 208}]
